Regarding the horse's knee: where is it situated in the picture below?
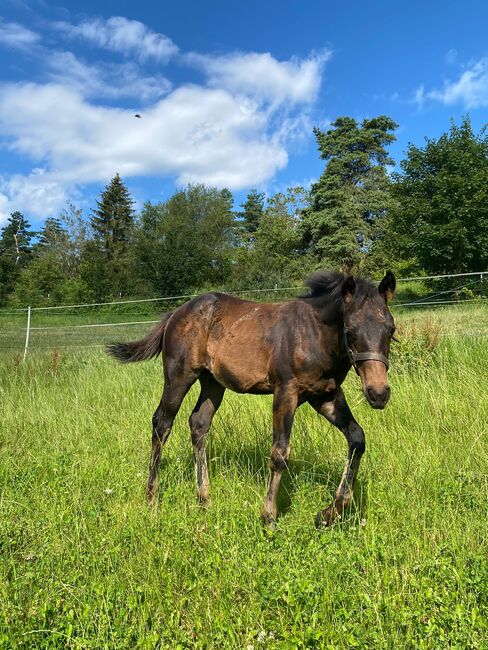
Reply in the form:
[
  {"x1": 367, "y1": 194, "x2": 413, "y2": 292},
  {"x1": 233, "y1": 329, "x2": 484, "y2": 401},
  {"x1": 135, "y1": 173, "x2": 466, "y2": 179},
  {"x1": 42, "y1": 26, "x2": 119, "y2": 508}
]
[
  {"x1": 152, "y1": 409, "x2": 174, "y2": 439},
  {"x1": 349, "y1": 424, "x2": 365, "y2": 457},
  {"x1": 270, "y1": 443, "x2": 290, "y2": 472}
]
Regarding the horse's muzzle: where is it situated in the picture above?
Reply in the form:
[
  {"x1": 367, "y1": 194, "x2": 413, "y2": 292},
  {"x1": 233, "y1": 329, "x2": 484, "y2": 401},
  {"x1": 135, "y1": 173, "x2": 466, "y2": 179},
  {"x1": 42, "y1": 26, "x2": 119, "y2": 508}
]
[{"x1": 365, "y1": 384, "x2": 390, "y2": 409}]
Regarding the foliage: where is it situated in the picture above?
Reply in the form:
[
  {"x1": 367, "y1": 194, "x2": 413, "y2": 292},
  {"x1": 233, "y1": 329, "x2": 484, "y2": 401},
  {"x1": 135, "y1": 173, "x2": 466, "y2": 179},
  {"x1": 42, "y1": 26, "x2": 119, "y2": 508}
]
[
  {"x1": 302, "y1": 116, "x2": 398, "y2": 272},
  {"x1": 0, "y1": 212, "x2": 35, "y2": 305},
  {"x1": 1, "y1": 116, "x2": 487, "y2": 308},
  {"x1": 231, "y1": 188, "x2": 311, "y2": 289},
  {"x1": 7, "y1": 206, "x2": 90, "y2": 307},
  {"x1": 88, "y1": 174, "x2": 136, "y2": 298},
  {"x1": 389, "y1": 116, "x2": 488, "y2": 274},
  {"x1": 90, "y1": 173, "x2": 135, "y2": 257},
  {"x1": 238, "y1": 188, "x2": 265, "y2": 237},
  {"x1": 132, "y1": 185, "x2": 235, "y2": 296}
]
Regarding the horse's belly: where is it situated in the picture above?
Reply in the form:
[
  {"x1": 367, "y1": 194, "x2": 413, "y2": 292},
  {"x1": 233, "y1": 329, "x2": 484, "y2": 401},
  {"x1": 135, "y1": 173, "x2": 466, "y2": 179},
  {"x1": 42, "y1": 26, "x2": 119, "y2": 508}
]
[{"x1": 206, "y1": 328, "x2": 272, "y2": 394}]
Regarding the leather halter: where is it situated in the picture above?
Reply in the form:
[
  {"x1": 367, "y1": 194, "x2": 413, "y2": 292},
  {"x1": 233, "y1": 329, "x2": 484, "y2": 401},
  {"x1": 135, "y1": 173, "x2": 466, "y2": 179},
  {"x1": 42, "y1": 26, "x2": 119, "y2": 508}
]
[{"x1": 344, "y1": 330, "x2": 389, "y2": 375}]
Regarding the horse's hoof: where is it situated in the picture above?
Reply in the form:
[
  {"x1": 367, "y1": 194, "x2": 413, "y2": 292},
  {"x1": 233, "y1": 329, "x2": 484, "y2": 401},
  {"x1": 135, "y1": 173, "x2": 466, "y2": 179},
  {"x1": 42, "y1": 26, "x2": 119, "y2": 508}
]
[
  {"x1": 146, "y1": 489, "x2": 158, "y2": 508},
  {"x1": 197, "y1": 495, "x2": 212, "y2": 509},
  {"x1": 315, "y1": 506, "x2": 338, "y2": 529},
  {"x1": 260, "y1": 512, "x2": 277, "y2": 534}
]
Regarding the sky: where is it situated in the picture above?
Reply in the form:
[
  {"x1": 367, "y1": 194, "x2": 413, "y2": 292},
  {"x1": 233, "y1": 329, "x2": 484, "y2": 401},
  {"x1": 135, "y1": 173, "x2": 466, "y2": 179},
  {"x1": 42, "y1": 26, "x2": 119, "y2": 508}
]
[{"x1": 0, "y1": 0, "x2": 487, "y2": 229}]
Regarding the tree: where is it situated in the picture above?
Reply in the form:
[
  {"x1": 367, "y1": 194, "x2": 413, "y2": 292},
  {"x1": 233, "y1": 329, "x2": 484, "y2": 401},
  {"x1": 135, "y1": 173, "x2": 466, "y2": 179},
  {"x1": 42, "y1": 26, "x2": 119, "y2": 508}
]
[
  {"x1": 232, "y1": 188, "x2": 310, "y2": 288},
  {"x1": 238, "y1": 189, "x2": 265, "y2": 238},
  {"x1": 9, "y1": 206, "x2": 91, "y2": 306},
  {"x1": 389, "y1": 117, "x2": 488, "y2": 274},
  {"x1": 301, "y1": 116, "x2": 398, "y2": 272},
  {"x1": 89, "y1": 174, "x2": 136, "y2": 296},
  {"x1": 36, "y1": 217, "x2": 68, "y2": 251},
  {"x1": 0, "y1": 211, "x2": 34, "y2": 305},
  {"x1": 132, "y1": 185, "x2": 235, "y2": 296},
  {"x1": 90, "y1": 173, "x2": 135, "y2": 257}
]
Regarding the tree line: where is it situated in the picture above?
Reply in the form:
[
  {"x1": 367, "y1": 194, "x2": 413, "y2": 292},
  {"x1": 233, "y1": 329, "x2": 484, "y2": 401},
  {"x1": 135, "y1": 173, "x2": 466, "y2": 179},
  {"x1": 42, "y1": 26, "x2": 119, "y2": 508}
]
[{"x1": 0, "y1": 115, "x2": 487, "y2": 307}]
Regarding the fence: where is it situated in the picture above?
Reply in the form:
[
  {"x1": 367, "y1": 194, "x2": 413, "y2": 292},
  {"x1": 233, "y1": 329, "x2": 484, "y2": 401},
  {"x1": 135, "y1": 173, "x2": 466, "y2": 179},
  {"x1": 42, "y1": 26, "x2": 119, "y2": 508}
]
[{"x1": 1, "y1": 271, "x2": 487, "y2": 357}]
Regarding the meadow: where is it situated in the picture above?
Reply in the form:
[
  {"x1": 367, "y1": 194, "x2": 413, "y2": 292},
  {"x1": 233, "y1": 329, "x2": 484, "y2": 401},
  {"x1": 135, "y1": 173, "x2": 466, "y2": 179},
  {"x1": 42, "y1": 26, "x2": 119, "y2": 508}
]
[{"x1": 0, "y1": 305, "x2": 487, "y2": 648}]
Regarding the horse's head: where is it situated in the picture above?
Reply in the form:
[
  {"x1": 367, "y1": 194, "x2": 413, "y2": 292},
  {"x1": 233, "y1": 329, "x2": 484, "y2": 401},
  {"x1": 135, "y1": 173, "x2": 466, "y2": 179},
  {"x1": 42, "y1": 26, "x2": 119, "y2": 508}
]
[{"x1": 342, "y1": 272, "x2": 396, "y2": 409}]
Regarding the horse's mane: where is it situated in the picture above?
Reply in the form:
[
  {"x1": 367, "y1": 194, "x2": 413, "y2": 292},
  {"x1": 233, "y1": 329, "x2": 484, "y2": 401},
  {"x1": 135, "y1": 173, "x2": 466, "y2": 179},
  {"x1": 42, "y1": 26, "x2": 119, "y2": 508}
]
[{"x1": 300, "y1": 271, "x2": 378, "y2": 321}]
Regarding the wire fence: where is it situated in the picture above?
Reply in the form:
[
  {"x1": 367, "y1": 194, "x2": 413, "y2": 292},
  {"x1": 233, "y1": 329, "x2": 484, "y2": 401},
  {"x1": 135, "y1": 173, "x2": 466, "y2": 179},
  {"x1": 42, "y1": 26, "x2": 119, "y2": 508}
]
[{"x1": 1, "y1": 272, "x2": 487, "y2": 357}]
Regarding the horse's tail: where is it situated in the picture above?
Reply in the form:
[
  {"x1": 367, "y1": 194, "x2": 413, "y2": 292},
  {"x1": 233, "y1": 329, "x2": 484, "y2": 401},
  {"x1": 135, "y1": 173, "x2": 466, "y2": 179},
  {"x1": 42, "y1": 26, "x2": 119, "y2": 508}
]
[{"x1": 106, "y1": 312, "x2": 173, "y2": 363}]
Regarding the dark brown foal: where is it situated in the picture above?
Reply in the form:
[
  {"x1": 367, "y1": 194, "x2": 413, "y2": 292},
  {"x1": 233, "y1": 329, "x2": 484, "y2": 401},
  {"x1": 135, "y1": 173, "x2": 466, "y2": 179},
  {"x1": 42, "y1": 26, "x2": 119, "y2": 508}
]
[{"x1": 108, "y1": 270, "x2": 396, "y2": 529}]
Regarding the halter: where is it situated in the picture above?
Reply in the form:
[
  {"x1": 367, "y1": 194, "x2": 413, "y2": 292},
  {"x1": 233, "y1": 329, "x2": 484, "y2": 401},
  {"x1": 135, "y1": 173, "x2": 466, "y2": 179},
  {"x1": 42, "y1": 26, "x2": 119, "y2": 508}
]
[{"x1": 344, "y1": 329, "x2": 389, "y2": 375}]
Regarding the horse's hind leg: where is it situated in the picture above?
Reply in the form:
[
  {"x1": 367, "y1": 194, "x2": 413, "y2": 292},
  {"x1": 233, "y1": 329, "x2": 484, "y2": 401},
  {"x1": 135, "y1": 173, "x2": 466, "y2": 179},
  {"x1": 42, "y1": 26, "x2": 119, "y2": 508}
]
[
  {"x1": 189, "y1": 372, "x2": 225, "y2": 504},
  {"x1": 147, "y1": 375, "x2": 196, "y2": 506}
]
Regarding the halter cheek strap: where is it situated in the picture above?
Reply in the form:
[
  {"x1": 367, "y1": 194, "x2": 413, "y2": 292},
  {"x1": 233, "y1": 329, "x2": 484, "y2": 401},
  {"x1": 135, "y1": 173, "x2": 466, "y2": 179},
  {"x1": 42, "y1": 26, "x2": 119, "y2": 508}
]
[{"x1": 345, "y1": 332, "x2": 389, "y2": 374}]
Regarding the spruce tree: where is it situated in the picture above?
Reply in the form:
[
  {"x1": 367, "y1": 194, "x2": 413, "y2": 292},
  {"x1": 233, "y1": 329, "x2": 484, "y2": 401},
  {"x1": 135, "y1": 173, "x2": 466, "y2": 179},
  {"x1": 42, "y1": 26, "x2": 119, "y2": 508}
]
[
  {"x1": 88, "y1": 174, "x2": 135, "y2": 297},
  {"x1": 90, "y1": 173, "x2": 135, "y2": 258}
]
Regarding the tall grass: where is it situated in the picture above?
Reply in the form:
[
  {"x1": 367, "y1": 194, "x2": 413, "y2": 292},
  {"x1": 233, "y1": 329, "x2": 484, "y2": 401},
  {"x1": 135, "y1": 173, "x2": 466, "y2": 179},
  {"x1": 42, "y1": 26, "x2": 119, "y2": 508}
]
[{"x1": 0, "y1": 322, "x2": 487, "y2": 648}]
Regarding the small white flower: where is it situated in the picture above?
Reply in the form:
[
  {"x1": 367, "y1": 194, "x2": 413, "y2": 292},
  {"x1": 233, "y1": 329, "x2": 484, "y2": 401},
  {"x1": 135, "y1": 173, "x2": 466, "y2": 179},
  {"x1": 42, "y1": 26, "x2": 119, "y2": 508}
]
[{"x1": 104, "y1": 488, "x2": 113, "y2": 495}]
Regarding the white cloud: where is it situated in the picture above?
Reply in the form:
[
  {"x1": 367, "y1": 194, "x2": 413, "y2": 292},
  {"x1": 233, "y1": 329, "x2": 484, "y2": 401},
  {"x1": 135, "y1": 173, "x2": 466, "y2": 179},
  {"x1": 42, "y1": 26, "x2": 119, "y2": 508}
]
[
  {"x1": 0, "y1": 82, "x2": 290, "y2": 220},
  {"x1": 0, "y1": 18, "x2": 40, "y2": 49},
  {"x1": 55, "y1": 16, "x2": 178, "y2": 63},
  {"x1": 0, "y1": 170, "x2": 70, "y2": 223},
  {"x1": 413, "y1": 84, "x2": 426, "y2": 109},
  {"x1": 0, "y1": 17, "x2": 328, "y2": 224},
  {"x1": 0, "y1": 191, "x2": 10, "y2": 223},
  {"x1": 187, "y1": 50, "x2": 330, "y2": 106},
  {"x1": 46, "y1": 51, "x2": 172, "y2": 101},
  {"x1": 427, "y1": 57, "x2": 488, "y2": 108},
  {"x1": 414, "y1": 57, "x2": 488, "y2": 110}
]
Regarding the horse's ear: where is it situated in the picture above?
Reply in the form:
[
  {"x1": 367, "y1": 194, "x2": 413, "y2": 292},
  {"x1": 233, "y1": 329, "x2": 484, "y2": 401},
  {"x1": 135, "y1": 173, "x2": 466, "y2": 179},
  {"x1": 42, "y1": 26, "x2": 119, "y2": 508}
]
[
  {"x1": 378, "y1": 271, "x2": 396, "y2": 302},
  {"x1": 342, "y1": 275, "x2": 356, "y2": 304}
]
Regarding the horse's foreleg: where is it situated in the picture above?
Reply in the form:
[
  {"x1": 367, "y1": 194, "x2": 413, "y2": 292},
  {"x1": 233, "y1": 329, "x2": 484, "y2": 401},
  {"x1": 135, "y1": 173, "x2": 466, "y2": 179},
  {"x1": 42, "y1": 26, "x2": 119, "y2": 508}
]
[
  {"x1": 260, "y1": 382, "x2": 298, "y2": 530},
  {"x1": 310, "y1": 388, "x2": 365, "y2": 528},
  {"x1": 189, "y1": 373, "x2": 225, "y2": 505}
]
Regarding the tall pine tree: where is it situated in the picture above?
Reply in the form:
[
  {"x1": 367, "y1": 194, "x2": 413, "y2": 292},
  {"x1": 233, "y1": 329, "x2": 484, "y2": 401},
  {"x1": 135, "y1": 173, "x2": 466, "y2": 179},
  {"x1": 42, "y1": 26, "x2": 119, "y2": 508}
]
[
  {"x1": 90, "y1": 174, "x2": 135, "y2": 259},
  {"x1": 88, "y1": 174, "x2": 135, "y2": 297},
  {"x1": 302, "y1": 116, "x2": 397, "y2": 272}
]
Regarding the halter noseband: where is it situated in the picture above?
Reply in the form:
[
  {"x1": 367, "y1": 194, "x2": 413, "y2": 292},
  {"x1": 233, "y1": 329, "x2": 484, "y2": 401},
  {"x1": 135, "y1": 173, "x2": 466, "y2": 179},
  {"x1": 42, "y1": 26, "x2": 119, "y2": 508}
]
[{"x1": 344, "y1": 330, "x2": 389, "y2": 375}]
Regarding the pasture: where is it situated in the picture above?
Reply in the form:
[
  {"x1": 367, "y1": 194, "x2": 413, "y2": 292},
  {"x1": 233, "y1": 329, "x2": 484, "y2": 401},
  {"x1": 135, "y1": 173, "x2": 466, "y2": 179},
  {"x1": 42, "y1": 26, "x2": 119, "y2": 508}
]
[{"x1": 0, "y1": 305, "x2": 487, "y2": 648}]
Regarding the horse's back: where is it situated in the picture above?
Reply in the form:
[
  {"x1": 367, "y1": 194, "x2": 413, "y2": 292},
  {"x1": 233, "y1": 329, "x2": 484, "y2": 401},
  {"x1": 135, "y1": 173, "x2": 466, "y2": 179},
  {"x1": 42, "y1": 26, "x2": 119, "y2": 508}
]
[{"x1": 161, "y1": 292, "x2": 333, "y2": 395}]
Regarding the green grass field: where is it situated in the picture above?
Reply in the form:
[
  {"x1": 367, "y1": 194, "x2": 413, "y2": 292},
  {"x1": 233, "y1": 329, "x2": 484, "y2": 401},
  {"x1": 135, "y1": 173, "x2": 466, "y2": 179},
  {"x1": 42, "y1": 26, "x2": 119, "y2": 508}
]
[{"x1": 0, "y1": 307, "x2": 487, "y2": 648}]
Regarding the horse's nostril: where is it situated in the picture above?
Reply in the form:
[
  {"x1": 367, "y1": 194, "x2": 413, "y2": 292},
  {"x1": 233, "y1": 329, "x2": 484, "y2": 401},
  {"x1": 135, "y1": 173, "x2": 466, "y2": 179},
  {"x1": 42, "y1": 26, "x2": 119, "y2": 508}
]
[{"x1": 366, "y1": 385, "x2": 390, "y2": 403}]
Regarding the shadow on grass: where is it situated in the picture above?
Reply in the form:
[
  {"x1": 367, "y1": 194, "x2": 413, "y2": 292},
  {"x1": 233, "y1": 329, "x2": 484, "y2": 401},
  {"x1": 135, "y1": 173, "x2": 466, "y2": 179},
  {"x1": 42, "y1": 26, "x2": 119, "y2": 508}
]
[{"x1": 157, "y1": 439, "x2": 368, "y2": 526}]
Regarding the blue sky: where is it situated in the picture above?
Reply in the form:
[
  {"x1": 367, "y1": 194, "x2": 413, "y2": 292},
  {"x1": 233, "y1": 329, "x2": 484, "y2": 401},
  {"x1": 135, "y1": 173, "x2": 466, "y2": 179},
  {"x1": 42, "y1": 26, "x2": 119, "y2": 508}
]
[{"x1": 1, "y1": 0, "x2": 487, "y2": 228}]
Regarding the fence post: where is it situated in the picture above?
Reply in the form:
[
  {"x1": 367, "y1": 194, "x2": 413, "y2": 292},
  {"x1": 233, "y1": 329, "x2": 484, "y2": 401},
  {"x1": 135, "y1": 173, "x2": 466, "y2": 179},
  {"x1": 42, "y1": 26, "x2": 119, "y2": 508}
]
[{"x1": 23, "y1": 306, "x2": 31, "y2": 362}]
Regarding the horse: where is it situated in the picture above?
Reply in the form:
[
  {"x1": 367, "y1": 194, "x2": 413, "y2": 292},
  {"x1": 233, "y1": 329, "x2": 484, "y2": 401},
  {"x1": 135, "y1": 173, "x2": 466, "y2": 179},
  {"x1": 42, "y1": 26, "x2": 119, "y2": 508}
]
[{"x1": 107, "y1": 270, "x2": 396, "y2": 529}]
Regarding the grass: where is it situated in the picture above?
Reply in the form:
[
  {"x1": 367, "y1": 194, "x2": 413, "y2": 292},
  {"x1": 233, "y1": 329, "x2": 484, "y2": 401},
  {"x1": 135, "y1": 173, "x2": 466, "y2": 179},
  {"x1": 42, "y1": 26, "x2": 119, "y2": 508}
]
[{"x1": 0, "y1": 309, "x2": 487, "y2": 648}]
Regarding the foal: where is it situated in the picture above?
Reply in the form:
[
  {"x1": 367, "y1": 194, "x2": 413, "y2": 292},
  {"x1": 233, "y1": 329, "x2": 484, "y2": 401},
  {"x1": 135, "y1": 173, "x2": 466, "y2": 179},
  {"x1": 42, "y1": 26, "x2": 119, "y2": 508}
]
[{"x1": 108, "y1": 271, "x2": 396, "y2": 528}]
